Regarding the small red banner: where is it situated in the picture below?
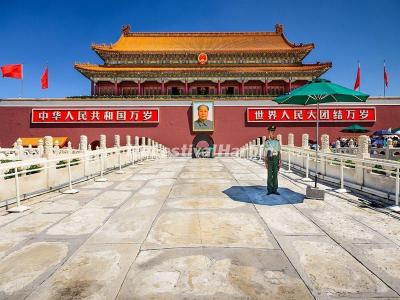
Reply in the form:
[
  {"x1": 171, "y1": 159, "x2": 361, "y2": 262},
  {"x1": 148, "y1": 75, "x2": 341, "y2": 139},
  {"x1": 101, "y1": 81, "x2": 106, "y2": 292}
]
[
  {"x1": 32, "y1": 108, "x2": 159, "y2": 123},
  {"x1": 247, "y1": 107, "x2": 376, "y2": 122}
]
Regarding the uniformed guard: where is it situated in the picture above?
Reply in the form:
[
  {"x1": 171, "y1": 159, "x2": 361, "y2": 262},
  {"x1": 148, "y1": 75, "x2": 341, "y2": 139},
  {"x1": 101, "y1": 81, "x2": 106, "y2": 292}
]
[{"x1": 264, "y1": 125, "x2": 281, "y2": 195}]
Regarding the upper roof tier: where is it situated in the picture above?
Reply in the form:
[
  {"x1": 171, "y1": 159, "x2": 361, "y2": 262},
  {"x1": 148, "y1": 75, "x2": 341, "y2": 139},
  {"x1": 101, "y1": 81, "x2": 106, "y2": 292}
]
[{"x1": 92, "y1": 24, "x2": 314, "y2": 54}]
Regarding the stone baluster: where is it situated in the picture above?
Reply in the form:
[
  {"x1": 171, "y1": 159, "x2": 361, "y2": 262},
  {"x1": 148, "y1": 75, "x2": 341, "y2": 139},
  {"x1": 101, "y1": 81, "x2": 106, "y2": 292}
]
[
  {"x1": 321, "y1": 134, "x2": 331, "y2": 153},
  {"x1": 16, "y1": 138, "x2": 23, "y2": 159},
  {"x1": 357, "y1": 135, "x2": 370, "y2": 158},
  {"x1": 134, "y1": 136, "x2": 139, "y2": 146},
  {"x1": 288, "y1": 133, "x2": 294, "y2": 147},
  {"x1": 147, "y1": 138, "x2": 152, "y2": 146},
  {"x1": 87, "y1": 144, "x2": 92, "y2": 151},
  {"x1": 54, "y1": 140, "x2": 60, "y2": 155},
  {"x1": 67, "y1": 141, "x2": 72, "y2": 155},
  {"x1": 126, "y1": 135, "x2": 131, "y2": 146},
  {"x1": 44, "y1": 136, "x2": 54, "y2": 158},
  {"x1": 387, "y1": 138, "x2": 393, "y2": 149},
  {"x1": 349, "y1": 139, "x2": 355, "y2": 148},
  {"x1": 100, "y1": 134, "x2": 106, "y2": 149},
  {"x1": 141, "y1": 137, "x2": 146, "y2": 146},
  {"x1": 38, "y1": 139, "x2": 44, "y2": 157},
  {"x1": 302, "y1": 134, "x2": 309, "y2": 149},
  {"x1": 114, "y1": 135, "x2": 120, "y2": 148},
  {"x1": 335, "y1": 140, "x2": 341, "y2": 149},
  {"x1": 79, "y1": 135, "x2": 88, "y2": 151},
  {"x1": 277, "y1": 134, "x2": 282, "y2": 145}
]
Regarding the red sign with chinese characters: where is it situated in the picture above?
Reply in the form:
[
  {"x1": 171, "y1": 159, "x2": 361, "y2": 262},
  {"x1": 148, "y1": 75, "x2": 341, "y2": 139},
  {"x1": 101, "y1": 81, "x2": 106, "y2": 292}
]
[
  {"x1": 31, "y1": 108, "x2": 159, "y2": 123},
  {"x1": 247, "y1": 107, "x2": 376, "y2": 122}
]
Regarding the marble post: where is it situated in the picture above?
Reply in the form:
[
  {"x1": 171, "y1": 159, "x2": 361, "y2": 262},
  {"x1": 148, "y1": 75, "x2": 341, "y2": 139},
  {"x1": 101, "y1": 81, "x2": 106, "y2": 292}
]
[
  {"x1": 79, "y1": 135, "x2": 88, "y2": 151},
  {"x1": 44, "y1": 136, "x2": 53, "y2": 157},
  {"x1": 134, "y1": 136, "x2": 139, "y2": 146},
  {"x1": 126, "y1": 135, "x2": 131, "y2": 146},
  {"x1": 288, "y1": 133, "x2": 294, "y2": 147},
  {"x1": 321, "y1": 134, "x2": 331, "y2": 153},
  {"x1": 302, "y1": 134, "x2": 309, "y2": 149},
  {"x1": 357, "y1": 135, "x2": 370, "y2": 158},
  {"x1": 100, "y1": 135, "x2": 106, "y2": 149},
  {"x1": 114, "y1": 135, "x2": 120, "y2": 148},
  {"x1": 277, "y1": 134, "x2": 282, "y2": 145}
]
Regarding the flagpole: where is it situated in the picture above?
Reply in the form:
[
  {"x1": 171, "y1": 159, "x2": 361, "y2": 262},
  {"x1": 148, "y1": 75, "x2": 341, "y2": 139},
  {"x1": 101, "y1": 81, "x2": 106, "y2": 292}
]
[
  {"x1": 383, "y1": 60, "x2": 386, "y2": 97},
  {"x1": 20, "y1": 64, "x2": 24, "y2": 98},
  {"x1": 358, "y1": 61, "x2": 360, "y2": 92}
]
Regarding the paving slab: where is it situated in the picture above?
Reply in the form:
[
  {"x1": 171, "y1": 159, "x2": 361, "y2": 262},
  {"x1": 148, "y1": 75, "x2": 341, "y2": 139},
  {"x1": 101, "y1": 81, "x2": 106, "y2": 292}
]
[
  {"x1": 85, "y1": 190, "x2": 132, "y2": 208},
  {"x1": 276, "y1": 235, "x2": 397, "y2": 299},
  {"x1": 117, "y1": 248, "x2": 313, "y2": 300},
  {"x1": 46, "y1": 208, "x2": 113, "y2": 236},
  {"x1": 27, "y1": 243, "x2": 140, "y2": 300},
  {"x1": 143, "y1": 211, "x2": 277, "y2": 249},
  {"x1": 0, "y1": 241, "x2": 68, "y2": 299}
]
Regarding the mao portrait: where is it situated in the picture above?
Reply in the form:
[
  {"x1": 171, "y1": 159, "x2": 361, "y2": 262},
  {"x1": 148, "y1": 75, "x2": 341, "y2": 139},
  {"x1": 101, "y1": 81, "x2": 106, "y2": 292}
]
[{"x1": 192, "y1": 101, "x2": 214, "y2": 132}]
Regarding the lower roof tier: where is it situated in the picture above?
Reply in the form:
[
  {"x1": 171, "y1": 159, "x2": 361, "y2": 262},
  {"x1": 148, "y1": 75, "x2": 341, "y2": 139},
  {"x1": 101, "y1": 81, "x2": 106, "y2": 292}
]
[{"x1": 75, "y1": 63, "x2": 331, "y2": 81}]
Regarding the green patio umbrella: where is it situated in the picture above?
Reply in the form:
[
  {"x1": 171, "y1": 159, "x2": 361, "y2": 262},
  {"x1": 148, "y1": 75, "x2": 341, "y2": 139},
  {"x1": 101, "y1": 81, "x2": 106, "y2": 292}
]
[
  {"x1": 341, "y1": 124, "x2": 369, "y2": 133},
  {"x1": 274, "y1": 78, "x2": 369, "y2": 188}
]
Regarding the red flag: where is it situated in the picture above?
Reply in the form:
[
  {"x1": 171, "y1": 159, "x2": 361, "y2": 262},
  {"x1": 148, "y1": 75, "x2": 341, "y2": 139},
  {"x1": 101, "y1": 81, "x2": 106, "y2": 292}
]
[
  {"x1": 353, "y1": 63, "x2": 360, "y2": 90},
  {"x1": 41, "y1": 66, "x2": 48, "y2": 89},
  {"x1": 384, "y1": 64, "x2": 389, "y2": 88},
  {"x1": 1, "y1": 64, "x2": 23, "y2": 79}
]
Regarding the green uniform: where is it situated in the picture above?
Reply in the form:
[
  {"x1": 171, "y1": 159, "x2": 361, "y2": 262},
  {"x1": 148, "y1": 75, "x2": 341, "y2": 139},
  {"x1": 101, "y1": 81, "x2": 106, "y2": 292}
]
[{"x1": 264, "y1": 138, "x2": 281, "y2": 193}]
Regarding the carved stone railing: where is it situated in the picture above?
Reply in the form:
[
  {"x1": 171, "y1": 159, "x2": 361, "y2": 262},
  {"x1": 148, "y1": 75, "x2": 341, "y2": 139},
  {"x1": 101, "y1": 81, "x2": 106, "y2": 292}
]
[{"x1": 0, "y1": 134, "x2": 170, "y2": 211}]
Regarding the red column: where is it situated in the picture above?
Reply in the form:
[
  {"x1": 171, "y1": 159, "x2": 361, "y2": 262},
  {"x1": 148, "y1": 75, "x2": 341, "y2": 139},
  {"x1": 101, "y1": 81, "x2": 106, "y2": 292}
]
[
  {"x1": 91, "y1": 81, "x2": 94, "y2": 96},
  {"x1": 289, "y1": 79, "x2": 292, "y2": 92},
  {"x1": 185, "y1": 80, "x2": 188, "y2": 95},
  {"x1": 218, "y1": 80, "x2": 221, "y2": 95},
  {"x1": 264, "y1": 80, "x2": 268, "y2": 95},
  {"x1": 241, "y1": 80, "x2": 245, "y2": 95},
  {"x1": 161, "y1": 80, "x2": 165, "y2": 95},
  {"x1": 137, "y1": 80, "x2": 141, "y2": 96},
  {"x1": 114, "y1": 82, "x2": 118, "y2": 95}
]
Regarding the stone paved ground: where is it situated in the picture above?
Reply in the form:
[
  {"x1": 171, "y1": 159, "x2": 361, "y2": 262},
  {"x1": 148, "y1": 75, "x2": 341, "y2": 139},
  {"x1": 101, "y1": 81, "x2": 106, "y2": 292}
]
[{"x1": 1, "y1": 157, "x2": 400, "y2": 299}]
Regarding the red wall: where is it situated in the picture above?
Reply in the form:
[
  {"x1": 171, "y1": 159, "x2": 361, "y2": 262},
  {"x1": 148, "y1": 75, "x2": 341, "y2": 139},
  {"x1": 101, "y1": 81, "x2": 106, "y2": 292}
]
[{"x1": 0, "y1": 103, "x2": 399, "y2": 151}]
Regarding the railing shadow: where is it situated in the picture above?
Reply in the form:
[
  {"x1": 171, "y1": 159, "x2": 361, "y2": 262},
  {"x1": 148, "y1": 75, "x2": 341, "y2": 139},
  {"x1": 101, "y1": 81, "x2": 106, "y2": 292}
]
[{"x1": 223, "y1": 186, "x2": 304, "y2": 206}]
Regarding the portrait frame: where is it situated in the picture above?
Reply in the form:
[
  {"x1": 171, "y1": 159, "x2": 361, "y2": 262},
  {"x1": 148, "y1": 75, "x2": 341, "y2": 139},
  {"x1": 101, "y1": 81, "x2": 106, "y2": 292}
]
[{"x1": 192, "y1": 101, "x2": 215, "y2": 132}]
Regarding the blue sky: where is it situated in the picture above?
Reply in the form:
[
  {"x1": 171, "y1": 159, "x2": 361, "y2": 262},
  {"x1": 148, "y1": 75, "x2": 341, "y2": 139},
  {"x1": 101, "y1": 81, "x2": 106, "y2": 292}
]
[{"x1": 0, "y1": 0, "x2": 399, "y2": 98}]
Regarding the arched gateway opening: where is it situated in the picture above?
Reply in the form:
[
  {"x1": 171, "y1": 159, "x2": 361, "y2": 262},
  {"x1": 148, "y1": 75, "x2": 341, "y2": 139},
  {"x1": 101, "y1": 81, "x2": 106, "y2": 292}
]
[{"x1": 192, "y1": 134, "x2": 214, "y2": 158}]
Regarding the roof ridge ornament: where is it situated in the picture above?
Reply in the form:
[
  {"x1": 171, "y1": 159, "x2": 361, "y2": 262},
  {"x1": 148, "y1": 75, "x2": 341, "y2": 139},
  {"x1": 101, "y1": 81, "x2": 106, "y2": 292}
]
[
  {"x1": 275, "y1": 24, "x2": 283, "y2": 34},
  {"x1": 122, "y1": 24, "x2": 131, "y2": 36}
]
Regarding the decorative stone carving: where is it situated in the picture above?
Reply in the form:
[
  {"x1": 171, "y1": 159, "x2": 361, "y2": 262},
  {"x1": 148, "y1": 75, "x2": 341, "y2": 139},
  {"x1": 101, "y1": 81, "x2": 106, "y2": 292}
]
[
  {"x1": 126, "y1": 135, "x2": 131, "y2": 146},
  {"x1": 357, "y1": 135, "x2": 370, "y2": 158},
  {"x1": 79, "y1": 135, "x2": 88, "y2": 151},
  {"x1": 321, "y1": 134, "x2": 331, "y2": 153},
  {"x1": 16, "y1": 138, "x2": 23, "y2": 149},
  {"x1": 100, "y1": 135, "x2": 106, "y2": 149},
  {"x1": 288, "y1": 133, "x2": 294, "y2": 147},
  {"x1": 44, "y1": 136, "x2": 53, "y2": 156},
  {"x1": 114, "y1": 135, "x2": 120, "y2": 148},
  {"x1": 387, "y1": 138, "x2": 393, "y2": 149},
  {"x1": 302, "y1": 134, "x2": 309, "y2": 149}
]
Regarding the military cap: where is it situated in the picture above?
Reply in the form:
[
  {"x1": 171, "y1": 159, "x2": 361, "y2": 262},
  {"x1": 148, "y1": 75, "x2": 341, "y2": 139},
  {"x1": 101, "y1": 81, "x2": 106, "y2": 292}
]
[{"x1": 268, "y1": 125, "x2": 276, "y2": 131}]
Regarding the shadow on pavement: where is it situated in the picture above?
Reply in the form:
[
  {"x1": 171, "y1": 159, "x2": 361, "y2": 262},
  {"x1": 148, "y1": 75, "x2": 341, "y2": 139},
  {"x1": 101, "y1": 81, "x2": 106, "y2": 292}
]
[{"x1": 223, "y1": 186, "x2": 304, "y2": 206}]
